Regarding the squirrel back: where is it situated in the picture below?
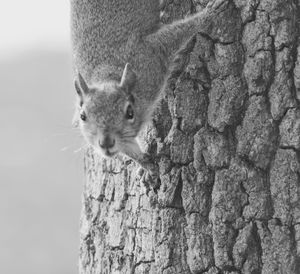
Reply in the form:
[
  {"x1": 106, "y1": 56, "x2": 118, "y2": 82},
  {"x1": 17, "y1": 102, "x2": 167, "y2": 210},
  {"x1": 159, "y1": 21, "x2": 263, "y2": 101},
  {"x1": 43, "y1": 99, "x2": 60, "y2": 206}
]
[{"x1": 71, "y1": 0, "x2": 160, "y2": 82}]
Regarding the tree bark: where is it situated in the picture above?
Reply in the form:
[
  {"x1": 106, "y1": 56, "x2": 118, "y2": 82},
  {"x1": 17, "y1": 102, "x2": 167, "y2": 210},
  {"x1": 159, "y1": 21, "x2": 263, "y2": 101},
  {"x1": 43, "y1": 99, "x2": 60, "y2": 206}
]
[{"x1": 72, "y1": 0, "x2": 300, "y2": 273}]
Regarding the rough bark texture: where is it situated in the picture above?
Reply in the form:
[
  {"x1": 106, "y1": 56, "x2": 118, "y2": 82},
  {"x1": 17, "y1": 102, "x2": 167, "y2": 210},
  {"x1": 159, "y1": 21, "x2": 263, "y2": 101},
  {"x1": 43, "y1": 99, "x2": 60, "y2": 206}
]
[{"x1": 75, "y1": 0, "x2": 300, "y2": 273}]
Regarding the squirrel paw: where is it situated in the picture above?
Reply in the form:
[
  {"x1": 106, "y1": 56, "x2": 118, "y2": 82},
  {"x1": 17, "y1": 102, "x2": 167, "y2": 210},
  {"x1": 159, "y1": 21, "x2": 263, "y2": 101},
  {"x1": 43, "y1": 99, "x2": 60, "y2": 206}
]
[
  {"x1": 139, "y1": 170, "x2": 160, "y2": 190},
  {"x1": 206, "y1": 0, "x2": 229, "y2": 15},
  {"x1": 137, "y1": 154, "x2": 160, "y2": 188}
]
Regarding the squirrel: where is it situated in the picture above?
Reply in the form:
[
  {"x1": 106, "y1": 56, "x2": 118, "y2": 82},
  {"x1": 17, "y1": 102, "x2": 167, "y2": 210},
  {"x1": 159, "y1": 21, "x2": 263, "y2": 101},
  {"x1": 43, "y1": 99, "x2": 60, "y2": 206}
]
[{"x1": 71, "y1": 0, "x2": 228, "y2": 180}]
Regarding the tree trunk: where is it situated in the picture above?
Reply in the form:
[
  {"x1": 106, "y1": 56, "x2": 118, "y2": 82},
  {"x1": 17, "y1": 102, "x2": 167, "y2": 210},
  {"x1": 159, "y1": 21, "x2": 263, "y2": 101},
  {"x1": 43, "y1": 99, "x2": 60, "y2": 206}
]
[{"x1": 72, "y1": 0, "x2": 300, "y2": 273}]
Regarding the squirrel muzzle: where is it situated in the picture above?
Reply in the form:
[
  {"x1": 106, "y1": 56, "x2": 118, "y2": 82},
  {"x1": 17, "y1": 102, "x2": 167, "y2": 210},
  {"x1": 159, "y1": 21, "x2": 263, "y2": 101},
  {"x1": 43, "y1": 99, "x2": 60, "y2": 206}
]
[{"x1": 98, "y1": 134, "x2": 117, "y2": 157}]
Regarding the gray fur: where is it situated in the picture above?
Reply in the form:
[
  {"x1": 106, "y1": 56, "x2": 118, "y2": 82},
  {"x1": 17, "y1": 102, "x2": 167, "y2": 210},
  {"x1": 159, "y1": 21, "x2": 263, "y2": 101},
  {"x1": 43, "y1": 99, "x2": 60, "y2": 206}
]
[{"x1": 71, "y1": 0, "x2": 228, "y2": 175}]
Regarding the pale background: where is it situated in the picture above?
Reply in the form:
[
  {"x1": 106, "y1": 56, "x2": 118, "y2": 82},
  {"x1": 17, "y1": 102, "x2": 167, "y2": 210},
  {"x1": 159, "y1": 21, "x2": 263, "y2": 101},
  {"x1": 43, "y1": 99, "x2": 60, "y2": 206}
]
[{"x1": 0, "y1": 1, "x2": 83, "y2": 273}]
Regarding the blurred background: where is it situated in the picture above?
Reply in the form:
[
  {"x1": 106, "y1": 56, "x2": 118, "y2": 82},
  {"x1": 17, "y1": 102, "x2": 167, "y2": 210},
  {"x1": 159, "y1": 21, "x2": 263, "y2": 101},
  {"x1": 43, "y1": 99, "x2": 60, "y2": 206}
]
[{"x1": 0, "y1": 1, "x2": 83, "y2": 273}]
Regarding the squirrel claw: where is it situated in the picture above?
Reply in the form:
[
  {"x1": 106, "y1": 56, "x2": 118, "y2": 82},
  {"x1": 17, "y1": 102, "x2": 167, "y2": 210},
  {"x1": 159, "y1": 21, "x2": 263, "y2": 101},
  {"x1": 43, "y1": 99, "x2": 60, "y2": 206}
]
[
  {"x1": 137, "y1": 166, "x2": 145, "y2": 177},
  {"x1": 206, "y1": 0, "x2": 229, "y2": 15},
  {"x1": 137, "y1": 154, "x2": 160, "y2": 188},
  {"x1": 141, "y1": 171, "x2": 160, "y2": 190},
  {"x1": 143, "y1": 166, "x2": 160, "y2": 186}
]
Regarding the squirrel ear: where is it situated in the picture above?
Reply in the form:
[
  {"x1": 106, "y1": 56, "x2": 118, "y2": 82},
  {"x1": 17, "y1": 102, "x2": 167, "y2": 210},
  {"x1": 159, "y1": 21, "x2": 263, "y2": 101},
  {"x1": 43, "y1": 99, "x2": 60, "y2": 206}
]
[
  {"x1": 74, "y1": 79, "x2": 84, "y2": 107},
  {"x1": 74, "y1": 79, "x2": 82, "y2": 96},
  {"x1": 120, "y1": 63, "x2": 136, "y2": 91},
  {"x1": 77, "y1": 72, "x2": 90, "y2": 95},
  {"x1": 75, "y1": 72, "x2": 90, "y2": 105}
]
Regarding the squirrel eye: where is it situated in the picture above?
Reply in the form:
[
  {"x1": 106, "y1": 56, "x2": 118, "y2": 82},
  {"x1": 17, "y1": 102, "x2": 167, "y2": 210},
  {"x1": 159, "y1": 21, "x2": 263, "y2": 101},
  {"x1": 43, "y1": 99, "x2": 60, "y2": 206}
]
[
  {"x1": 80, "y1": 111, "x2": 87, "y2": 121},
  {"x1": 125, "y1": 104, "x2": 134, "y2": 121}
]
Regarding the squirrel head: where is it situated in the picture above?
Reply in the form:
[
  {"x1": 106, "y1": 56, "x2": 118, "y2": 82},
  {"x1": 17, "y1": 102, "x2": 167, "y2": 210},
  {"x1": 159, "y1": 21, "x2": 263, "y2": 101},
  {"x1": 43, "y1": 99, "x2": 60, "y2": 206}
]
[{"x1": 74, "y1": 64, "x2": 142, "y2": 157}]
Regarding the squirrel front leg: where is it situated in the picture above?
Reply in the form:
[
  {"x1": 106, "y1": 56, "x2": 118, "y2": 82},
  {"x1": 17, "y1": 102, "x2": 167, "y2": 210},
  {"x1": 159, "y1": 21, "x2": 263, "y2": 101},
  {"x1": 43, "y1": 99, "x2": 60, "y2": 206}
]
[
  {"x1": 120, "y1": 139, "x2": 159, "y2": 181},
  {"x1": 145, "y1": 0, "x2": 228, "y2": 61}
]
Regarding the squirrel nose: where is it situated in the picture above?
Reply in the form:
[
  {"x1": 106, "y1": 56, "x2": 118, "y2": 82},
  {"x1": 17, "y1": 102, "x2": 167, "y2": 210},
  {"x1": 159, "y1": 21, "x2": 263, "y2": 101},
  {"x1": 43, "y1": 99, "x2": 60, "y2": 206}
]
[{"x1": 99, "y1": 135, "x2": 115, "y2": 149}]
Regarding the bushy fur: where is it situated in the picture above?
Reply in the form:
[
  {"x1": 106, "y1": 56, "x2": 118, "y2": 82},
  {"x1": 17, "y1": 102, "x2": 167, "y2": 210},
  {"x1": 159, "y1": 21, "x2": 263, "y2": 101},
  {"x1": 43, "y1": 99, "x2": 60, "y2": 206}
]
[{"x1": 71, "y1": 0, "x2": 228, "y2": 172}]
